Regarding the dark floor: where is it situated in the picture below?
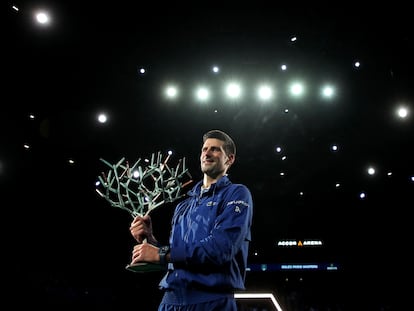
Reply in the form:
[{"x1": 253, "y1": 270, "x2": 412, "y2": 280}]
[{"x1": 8, "y1": 267, "x2": 399, "y2": 310}]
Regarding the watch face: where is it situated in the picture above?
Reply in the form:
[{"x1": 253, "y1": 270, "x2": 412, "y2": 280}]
[{"x1": 160, "y1": 246, "x2": 170, "y2": 254}]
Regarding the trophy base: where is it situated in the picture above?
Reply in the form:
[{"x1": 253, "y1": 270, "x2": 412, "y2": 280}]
[{"x1": 125, "y1": 262, "x2": 166, "y2": 273}]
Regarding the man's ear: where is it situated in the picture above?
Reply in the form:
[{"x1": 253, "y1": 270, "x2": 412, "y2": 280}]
[{"x1": 226, "y1": 154, "x2": 235, "y2": 166}]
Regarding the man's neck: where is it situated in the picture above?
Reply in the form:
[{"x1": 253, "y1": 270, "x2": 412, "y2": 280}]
[{"x1": 203, "y1": 173, "x2": 226, "y2": 189}]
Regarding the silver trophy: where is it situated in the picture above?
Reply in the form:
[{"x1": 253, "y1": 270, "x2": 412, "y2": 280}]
[{"x1": 96, "y1": 151, "x2": 192, "y2": 272}]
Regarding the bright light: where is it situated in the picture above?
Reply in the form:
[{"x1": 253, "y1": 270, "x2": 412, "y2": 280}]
[
  {"x1": 225, "y1": 82, "x2": 242, "y2": 99},
  {"x1": 35, "y1": 11, "x2": 50, "y2": 25},
  {"x1": 257, "y1": 84, "x2": 274, "y2": 101},
  {"x1": 234, "y1": 292, "x2": 283, "y2": 311},
  {"x1": 157, "y1": 78, "x2": 344, "y2": 103},
  {"x1": 396, "y1": 106, "x2": 409, "y2": 119},
  {"x1": 367, "y1": 166, "x2": 375, "y2": 175},
  {"x1": 321, "y1": 85, "x2": 335, "y2": 98},
  {"x1": 97, "y1": 113, "x2": 108, "y2": 123},
  {"x1": 195, "y1": 87, "x2": 210, "y2": 102},
  {"x1": 138, "y1": 67, "x2": 146, "y2": 74},
  {"x1": 165, "y1": 85, "x2": 179, "y2": 99},
  {"x1": 289, "y1": 82, "x2": 304, "y2": 97}
]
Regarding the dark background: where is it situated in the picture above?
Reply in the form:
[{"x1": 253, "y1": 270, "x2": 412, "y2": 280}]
[{"x1": 4, "y1": 1, "x2": 412, "y2": 309}]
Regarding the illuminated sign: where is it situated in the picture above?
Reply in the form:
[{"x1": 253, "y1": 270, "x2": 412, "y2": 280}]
[
  {"x1": 247, "y1": 263, "x2": 339, "y2": 271},
  {"x1": 277, "y1": 239, "x2": 323, "y2": 247}
]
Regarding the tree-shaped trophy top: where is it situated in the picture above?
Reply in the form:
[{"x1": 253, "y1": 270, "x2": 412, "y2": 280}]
[{"x1": 96, "y1": 151, "x2": 193, "y2": 217}]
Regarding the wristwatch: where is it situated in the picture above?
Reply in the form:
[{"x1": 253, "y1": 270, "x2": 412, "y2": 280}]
[{"x1": 158, "y1": 245, "x2": 170, "y2": 265}]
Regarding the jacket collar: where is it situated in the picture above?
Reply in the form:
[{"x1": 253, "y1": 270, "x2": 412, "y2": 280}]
[{"x1": 187, "y1": 175, "x2": 231, "y2": 197}]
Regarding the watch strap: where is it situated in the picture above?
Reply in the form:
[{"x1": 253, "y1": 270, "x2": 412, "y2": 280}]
[{"x1": 158, "y1": 245, "x2": 170, "y2": 265}]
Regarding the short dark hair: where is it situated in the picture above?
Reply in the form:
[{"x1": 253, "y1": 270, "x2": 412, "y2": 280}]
[{"x1": 202, "y1": 129, "x2": 236, "y2": 157}]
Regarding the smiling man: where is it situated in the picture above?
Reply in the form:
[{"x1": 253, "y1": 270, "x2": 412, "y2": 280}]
[{"x1": 129, "y1": 129, "x2": 254, "y2": 311}]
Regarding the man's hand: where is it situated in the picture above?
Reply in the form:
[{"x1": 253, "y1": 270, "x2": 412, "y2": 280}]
[
  {"x1": 129, "y1": 215, "x2": 157, "y2": 244},
  {"x1": 130, "y1": 243, "x2": 159, "y2": 264}
]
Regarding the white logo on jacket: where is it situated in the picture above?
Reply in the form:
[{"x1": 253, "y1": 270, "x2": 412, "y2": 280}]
[{"x1": 227, "y1": 200, "x2": 249, "y2": 207}]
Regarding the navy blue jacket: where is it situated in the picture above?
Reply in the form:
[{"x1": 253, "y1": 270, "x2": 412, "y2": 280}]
[{"x1": 159, "y1": 175, "x2": 253, "y2": 301}]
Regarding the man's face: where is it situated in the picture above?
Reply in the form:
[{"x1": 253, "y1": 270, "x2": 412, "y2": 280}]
[{"x1": 200, "y1": 138, "x2": 233, "y2": 178}]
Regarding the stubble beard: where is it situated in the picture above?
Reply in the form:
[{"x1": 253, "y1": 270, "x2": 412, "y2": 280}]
[{"x1": 201, "y1": 163, "x2": 224, "y2": 179}]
